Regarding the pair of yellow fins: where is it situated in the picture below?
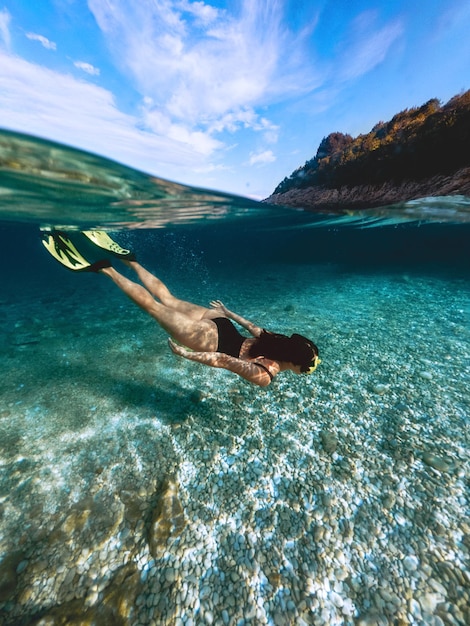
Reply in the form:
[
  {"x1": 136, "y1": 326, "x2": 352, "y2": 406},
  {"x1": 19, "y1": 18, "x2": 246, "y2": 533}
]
[{"x1": 41, "y1": 230, "x2": 135, "y2": 272}]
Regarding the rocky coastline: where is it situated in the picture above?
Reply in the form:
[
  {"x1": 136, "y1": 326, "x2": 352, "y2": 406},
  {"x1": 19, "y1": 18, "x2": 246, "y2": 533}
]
[
  {"x1": 264, "y1": 166, "x2": 470, "y2": 214},
  {"x1": 266, "y1": 91, "x2": 470, "y2": 214}
]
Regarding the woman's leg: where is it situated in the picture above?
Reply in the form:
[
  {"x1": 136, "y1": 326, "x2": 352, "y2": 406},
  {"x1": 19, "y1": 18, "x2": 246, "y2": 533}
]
[
  {"x1": 122, "y1": 260, "x2": 213, "y2": 320},
  {"x1": 100, "y1": 266, "x2": 218, "y2": 351}
]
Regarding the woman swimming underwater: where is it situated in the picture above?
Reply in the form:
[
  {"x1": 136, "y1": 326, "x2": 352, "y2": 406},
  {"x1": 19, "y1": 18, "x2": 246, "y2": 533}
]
[{"x1": 41, "y1": 231, "x2": 320, "y2": 387}]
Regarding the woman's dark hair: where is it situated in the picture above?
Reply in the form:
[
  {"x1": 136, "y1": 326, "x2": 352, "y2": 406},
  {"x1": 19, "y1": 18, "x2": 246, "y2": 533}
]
[{"x1": 248, "y1": 330, "x2": 318, "y2": 372}]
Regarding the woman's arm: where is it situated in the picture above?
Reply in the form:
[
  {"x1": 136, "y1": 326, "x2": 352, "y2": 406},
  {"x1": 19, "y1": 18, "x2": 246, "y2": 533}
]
[
  {"x1": 210, "y1": 300, "x2": 263, "y2": 337},
  {"x1": 168, "y1": 339, "x2": 274, "y2": 387}
]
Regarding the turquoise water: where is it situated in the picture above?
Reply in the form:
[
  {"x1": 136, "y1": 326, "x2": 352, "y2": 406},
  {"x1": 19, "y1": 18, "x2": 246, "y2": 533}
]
[{"x1": 0, "y1": 131, "x2": 469, "y2": 625}]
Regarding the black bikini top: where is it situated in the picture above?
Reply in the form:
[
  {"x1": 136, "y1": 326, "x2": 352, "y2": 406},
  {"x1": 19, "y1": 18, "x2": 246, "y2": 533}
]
[{"x1": 255, "y1": 362, "x2": 274, "y2": 381}]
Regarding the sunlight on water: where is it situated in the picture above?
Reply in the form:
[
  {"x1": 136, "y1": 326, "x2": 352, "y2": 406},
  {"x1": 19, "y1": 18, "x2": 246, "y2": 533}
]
[{"x1": 0, "y1": 131, "x2": 469, "y2": 625}]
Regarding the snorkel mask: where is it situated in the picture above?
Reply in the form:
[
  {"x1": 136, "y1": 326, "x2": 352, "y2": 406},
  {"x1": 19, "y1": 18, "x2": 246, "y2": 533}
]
[{"x1": 305, "y1": 355, "x2": 321, "y2": 374}]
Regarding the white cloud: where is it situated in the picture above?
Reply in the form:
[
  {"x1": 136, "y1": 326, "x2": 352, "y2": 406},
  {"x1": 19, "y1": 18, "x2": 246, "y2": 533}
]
[
  {"x1": 248, "y1": 150, "x2": 276, "y2": 166},
  {"x1": 176, "y1": 0, "x2": 220, "y2": 26},
  {"x1": 74, "y1": 61, "x2": 100, "y2": 76},
  {"x1": 0, "y1": 50, "x2": 218, "y2": 180},
  {"x1": 26, "y1": 32, "x2": 57, "y2": 50},
  {"x1": 338, "y1": 11, "x2": 403, "y2": 82},
  {"x1": 436, "y1": 0, "x2": 470, "y2": 38},
  {"x1": 140, "y1": 104, "x2": 223, "y2": 155},
  {"x1": 0, "y1": 8, "x2": 11, "y2": 49},
  {"x1": 87, "y1": 0, "x2": 317, "y2": 131},
  {"x1": 207, "y1": 109, "x2": 279, "y2": 139}
]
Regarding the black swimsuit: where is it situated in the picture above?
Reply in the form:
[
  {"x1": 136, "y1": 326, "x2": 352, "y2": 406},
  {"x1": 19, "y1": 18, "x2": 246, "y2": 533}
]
[
  {"x1": 212, "y1": 317, "x2": 274, "y2": 381},
  {"x1": 212, "y1": 317, "x2": 246, "y2": 357}
]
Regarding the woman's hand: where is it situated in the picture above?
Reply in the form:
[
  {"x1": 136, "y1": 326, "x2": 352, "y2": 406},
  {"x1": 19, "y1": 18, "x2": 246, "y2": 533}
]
[
  {"x1": 168, "y1": 340, "x2": 219, "y2": 367},
  {"x1": 210, "y1": 299, "x2": 227, "y2": 313},
  {"x1": 168, "y1": 338, "x2": 189, "y2": 356}
]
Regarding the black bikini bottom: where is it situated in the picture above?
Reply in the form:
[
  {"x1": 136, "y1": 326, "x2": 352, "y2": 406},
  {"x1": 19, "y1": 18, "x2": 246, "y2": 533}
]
[{"x1": 212, "y1": 317, "x2": 245, "y2": 358}]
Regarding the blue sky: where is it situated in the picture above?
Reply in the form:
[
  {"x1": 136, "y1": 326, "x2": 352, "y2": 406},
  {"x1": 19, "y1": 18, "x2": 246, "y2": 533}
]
[{"x1": 1, "y1": 1, "x2": 469, "y2": 199}]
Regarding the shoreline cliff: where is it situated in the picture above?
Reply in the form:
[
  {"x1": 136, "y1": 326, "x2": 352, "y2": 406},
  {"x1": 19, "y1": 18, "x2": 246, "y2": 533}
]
[
  {"x1": 265, "y1": 166, "x2": 470, "y2": 213},
  {"x1": 265, "y1": 91, "x2": 470, "y2": 213}
]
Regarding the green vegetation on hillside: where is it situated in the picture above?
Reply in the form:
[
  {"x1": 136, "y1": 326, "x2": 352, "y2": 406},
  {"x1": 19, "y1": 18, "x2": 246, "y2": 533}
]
[{"x1": 274, "y1": 90, "x2": 470, "y2": 195}]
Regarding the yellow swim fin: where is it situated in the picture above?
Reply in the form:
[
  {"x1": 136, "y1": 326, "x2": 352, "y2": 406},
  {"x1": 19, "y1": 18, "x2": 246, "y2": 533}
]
[
  {"x1": 41, "y1": 232, "x2": 110, "y2": 272},
  {"x1": 82, "y1": 230, "x2": 135, "y2": 260}
]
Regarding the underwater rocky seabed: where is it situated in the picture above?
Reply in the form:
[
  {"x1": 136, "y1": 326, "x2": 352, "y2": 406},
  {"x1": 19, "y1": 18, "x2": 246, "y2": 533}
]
[{"x1": 0, "y1": 222, "x2": 469, "y2": 626}]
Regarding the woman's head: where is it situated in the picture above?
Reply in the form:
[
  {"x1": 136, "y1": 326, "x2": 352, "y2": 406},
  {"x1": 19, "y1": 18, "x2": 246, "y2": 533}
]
[
  {"x1": 249, "y1": 330, "x2": 320, "y2": 374},
  {"x1": 290, "y1": 333, "x2": 321, "y2": 373}
]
